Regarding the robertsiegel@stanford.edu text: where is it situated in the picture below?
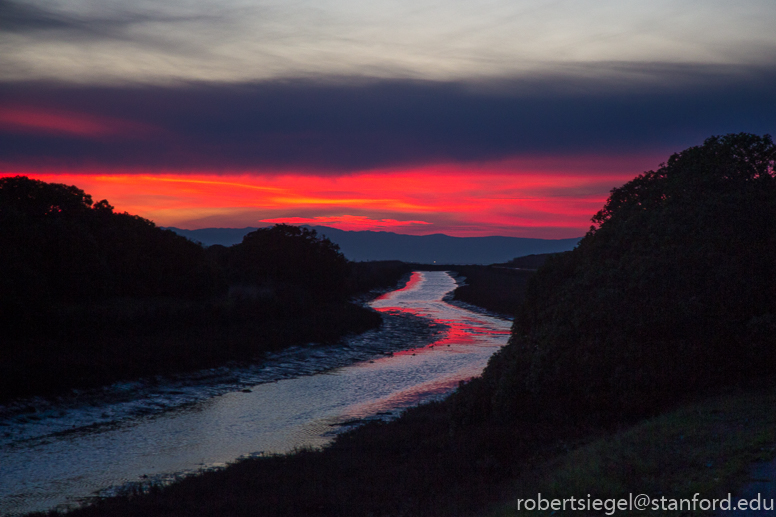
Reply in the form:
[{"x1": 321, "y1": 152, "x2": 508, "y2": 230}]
[{"x1": 516, "y1": 492, "x2": 774, "y2": 514}]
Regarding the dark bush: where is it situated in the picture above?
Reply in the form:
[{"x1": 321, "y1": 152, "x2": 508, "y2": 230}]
[
  {"x1": 465, "y1": 133, "x2": 776, "y2": 425},
  {"x1": 227, "y1": 224, "x2": 350, "y2": 300}
]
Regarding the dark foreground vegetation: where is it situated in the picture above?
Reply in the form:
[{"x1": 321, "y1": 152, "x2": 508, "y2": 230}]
[
  {"x1": 470, "y1": 132, "x2": 776, "y2": 426},
  {"x1": 40, "y1": 133, "x2": 776, "y2": 517},
  {"x1": 0, "y1": 177, "x2": 408, "y2": 401}
]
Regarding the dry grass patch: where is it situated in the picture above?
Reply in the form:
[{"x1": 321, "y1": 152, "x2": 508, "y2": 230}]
[{"x1": 490, "y1": 386, "x2": 776, "y2": 516}]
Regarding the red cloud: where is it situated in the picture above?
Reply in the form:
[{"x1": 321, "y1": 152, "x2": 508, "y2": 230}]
[
  {"x1": 0, "y1": 106, "x2": 158, "y2": 138},
  {"x1": 260, "y1": 215, "x2": 432, "y2": 231},
  {"x1": 9, "y1": 156, "x2": 646, "y2": 238}
]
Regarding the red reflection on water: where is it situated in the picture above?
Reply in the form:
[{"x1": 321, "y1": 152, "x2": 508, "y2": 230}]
[
  {"x1": 371, "y1": 270, "x2": 510, "y2": 358},
  {"x1": 390, "y1": 320, "x2": 510, "y2": 357},
  {"x1": 373, "y1": 271, "x2": 423, "y2": 302},
  {"x1": 372, "y1": 306, "x2": 510, "y2": 358}
]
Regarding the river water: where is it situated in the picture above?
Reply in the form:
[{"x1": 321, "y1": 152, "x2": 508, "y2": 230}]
[{"x1": 0, "y1": 271, "x2": 511, "y2": 516}]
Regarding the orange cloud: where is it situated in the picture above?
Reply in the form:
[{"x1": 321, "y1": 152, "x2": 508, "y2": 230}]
[
  {"x1": 8, "y1": 154, "x2": 650, "y2": 238},
  {"x1": 261, "y1": 215, "x2": 432, "y2": 231}
]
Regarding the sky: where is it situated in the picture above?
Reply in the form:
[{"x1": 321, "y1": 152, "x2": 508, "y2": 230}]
[{"x1": 1, "y1": 0, "x2": 775, "y2": 237}]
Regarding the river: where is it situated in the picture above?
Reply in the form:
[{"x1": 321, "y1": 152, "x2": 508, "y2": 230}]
[{"x1": 0, "y1": 271, "x2": 511, "y2": 516}]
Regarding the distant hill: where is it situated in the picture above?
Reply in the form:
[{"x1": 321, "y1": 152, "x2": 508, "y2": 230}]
[
  {"x1": 164, "y1": 227, "x2": 262, "y2": 247},
  {"x1": 166, "y1": 226, "x2": 581, "y2": 264},
  {"x1": 496, "y1": 252, "x2": 562, "y2": 270}
]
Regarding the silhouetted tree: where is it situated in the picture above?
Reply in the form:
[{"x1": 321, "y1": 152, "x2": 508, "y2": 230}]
[
  {"x1": 458, "y1": 134, "x2": 776, "y2": 426},
  {"x1": 229, "y1": 224, "x2": 350, "y2": 300},
  {"x1": 0, "y1": 175, "x2": 93, "y2": 219},
  {"x1": 0, "y1": 178, "x2": 384, "y2": 400},
  {"x1": 0, "y1": 176, "x2": 221, "y2": 318}
]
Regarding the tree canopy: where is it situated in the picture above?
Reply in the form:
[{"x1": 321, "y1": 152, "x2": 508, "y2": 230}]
[
  {"x1": 468, "y1": 133, "x2": 776, "y2": 425},
  {"x1": 0, "y1": 175, "x2": 95, "y2": 218},
  {"x1": 0, "y1": 176, "x2": 219, "y2": 329},
  {"x1": 228, "y1": 224, "x2": 350, "y2": 299}
]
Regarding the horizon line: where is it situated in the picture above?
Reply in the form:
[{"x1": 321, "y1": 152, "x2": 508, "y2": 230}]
[{"x1": 163, "y1": 225, "x2": 585, "y2": 241}]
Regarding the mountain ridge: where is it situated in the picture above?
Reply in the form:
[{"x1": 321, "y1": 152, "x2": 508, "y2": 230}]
[{"x1": 166, "y1": 226, "x2": 582, "y2": 264}]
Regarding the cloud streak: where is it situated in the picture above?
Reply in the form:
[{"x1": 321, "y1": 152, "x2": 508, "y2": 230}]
[
  {"x1": 260, "y1": 215, "x2": 432, "y2": 231},
  {"x1": 2, "y1": 0, "x2": 775, "y2": 84},
  {"x1": 0, "y1": 0, "x2": 205, "y2": 36},
  {"x1": 2, "y1": 64, "x2": 775, "y2": 173}
]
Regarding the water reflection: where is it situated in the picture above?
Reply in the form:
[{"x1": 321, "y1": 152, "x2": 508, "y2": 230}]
[{"x1": 0, "y1": 271, "x2": 510, "y2": 516}]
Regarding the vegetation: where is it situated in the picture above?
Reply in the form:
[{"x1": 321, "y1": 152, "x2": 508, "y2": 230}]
[
  {"x1": 225, "y1": 224, "x2": 350, "y2": 299},
  {"x1": 497, "y1": 252, "x2": 559, "y2": 270},
  {"x1": 0, "y1": 176, "x2": 219, "y2": 317},
  {"x1": 492, "y1": 382, "x2": 776, "y2": 517},
  {"x1": 344, "y1": 260, "x2": 413, "y2": 297},
  {"x1": 0, "y1": 177, "x2": 404, "y2": 401},
  {"x1": 455, "y1": 133, "x2": 776, "y2": 427}
]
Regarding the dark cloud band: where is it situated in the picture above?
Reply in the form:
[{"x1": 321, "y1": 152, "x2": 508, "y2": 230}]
[
  {"x1": 0, "y1": 0, "x2": 215, "y2": 42},
  {"x1": 2, "y1": 66, "x2": 775, "y2": 172}
]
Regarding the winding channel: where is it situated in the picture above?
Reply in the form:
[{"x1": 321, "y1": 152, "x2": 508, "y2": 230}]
[{"x1": 0, "y1": 271, "x2": 511, "y2": 516}]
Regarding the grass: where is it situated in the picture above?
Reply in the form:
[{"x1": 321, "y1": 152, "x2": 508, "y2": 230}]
[{"x1": 488, "y1": 384, "x2": 776, "y2": 516}]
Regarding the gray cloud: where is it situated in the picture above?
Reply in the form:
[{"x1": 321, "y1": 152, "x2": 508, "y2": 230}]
[
  {"x1": 0, "y1": 0, "x2": 214, "y2": 41},
  {"x1": 3, "y1": 0, "x2": 774, "y2": 85},
  {"x1": 0, "y1": 0, "x2": 81, "y2": 32}
]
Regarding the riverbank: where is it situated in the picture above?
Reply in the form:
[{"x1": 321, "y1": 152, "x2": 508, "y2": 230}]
[
  {"x1": 1, "y1": 260, "x2": 523, "y2": 404},
  {"x1": 414, "y1": 264, "x2": 537, "y2": 317},
  {"x1": 2, "y1": 299, "x2": 381, "y2": 401},
  {"x1": 0, "y1": 261, "x2": 410, "y2": 404},
  {"x1": 446, "y1": 265, "x2": 534, "y2": 316},
  {"x1": 4, "y1": 270, "x2": 513, "y2": 516},
  {"x1": 39, "y1": 378, "x2": 775, "y2": 517}
]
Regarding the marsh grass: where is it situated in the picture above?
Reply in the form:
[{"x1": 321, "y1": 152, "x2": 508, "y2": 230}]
[{"x1": 491, "y1": 385, "x2": 776, "y2": 516}]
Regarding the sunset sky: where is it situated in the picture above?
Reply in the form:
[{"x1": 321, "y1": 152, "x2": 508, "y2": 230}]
[{"x1": 2, "y1": 0, "x2": 775, "y2": 237}]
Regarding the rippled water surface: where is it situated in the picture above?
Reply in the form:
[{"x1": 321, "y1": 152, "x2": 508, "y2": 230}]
[{"x1": 0, "y1": 271, "x2": 511, "y2": 516}]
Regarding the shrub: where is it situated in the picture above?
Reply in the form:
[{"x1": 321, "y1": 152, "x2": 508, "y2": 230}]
[{"x1": 472, "y1": 133, "x2": 776, "y2": 425}]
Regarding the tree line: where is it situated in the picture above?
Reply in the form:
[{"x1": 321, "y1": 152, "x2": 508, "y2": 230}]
[
  {"x1": 0, "y1": 176, "x2": 405, "y2": 400},
  {"x1": 452, "y1": 132, "x2": 776, "y2": 427}
]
